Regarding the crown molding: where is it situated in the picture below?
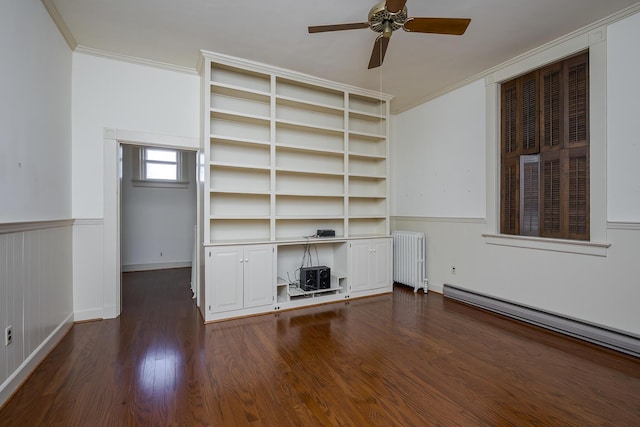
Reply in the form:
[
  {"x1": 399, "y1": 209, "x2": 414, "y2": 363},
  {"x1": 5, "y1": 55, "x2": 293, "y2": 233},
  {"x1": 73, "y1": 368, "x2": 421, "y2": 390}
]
[
  {"x1": 392, "y1": 2, "x2": 640, "y2": 114},
  {"x1": 41, "y1": 0, "x2": 77, "y2": 50},
  {"x1": 41, "y1": 0, "x2": 197, "y2": 75},
  {"x1": 74, "y1": 45, "x2": 198, "y2": 75}
]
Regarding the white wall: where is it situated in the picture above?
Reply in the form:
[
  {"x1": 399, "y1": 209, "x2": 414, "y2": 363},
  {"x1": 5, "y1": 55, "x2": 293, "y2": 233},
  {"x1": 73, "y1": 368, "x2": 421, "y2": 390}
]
[
  {"x1": 71, "y1": 53, "x2": 200, "y2": 320},
  {"x1": 0, "y1": 0, "x2": 74, "y2": 407},
  {"x1": 121, "y1": 145, "x2": 197, "y2": 270},
  {"x1": 391, "y1": 11, "x2": 640, "y2": 336},
  {"x1": 391, "y1": 80, "x2": 486, "y2": 218},
  {"x1": 0, "y1": 0, "x2": 72, "y2": 222},
  {"x1": 607, "y1": 11, "x2": 640, "y2": 221},
  {"x1": 72, "y1": 53, "x2": 200, "y2": 218}
]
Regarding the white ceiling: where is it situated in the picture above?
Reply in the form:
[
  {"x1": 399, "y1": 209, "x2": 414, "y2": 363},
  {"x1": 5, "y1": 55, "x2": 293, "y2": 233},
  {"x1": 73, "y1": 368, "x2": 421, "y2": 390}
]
[{"x1": 50, "y1": 0, "x2": 639, "y2": 113}]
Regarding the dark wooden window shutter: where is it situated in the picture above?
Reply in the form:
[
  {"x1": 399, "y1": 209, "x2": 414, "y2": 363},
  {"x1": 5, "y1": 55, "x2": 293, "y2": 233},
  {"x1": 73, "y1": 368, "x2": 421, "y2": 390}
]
[
  {"x1": 501, "y1": 158, "x2": 519, "y2": 234},
  {"x1": 502, "y1": 81, "x2": 518, "y2": 155},
  {"x1": 520, "y1": 155, "x2": 540, "y2": 236},
  {"x1": 568, "y1": 147, "x2": 589, "y2": 239},
  {"x1": 540, "y1": 151, "x2": 564, "y2": 238},
  {"x1": 500, "y1": 51, "x2": 589, "y2": 241},
  {"x1": 566, "y1": 53, "x2": 589, "y2": 147},
  {"x1": 541, "y1": 63, "x2": 562, "y2": 151},
  {"x1": 521, "y1": 72, "x2": 539, "y2": 154}
]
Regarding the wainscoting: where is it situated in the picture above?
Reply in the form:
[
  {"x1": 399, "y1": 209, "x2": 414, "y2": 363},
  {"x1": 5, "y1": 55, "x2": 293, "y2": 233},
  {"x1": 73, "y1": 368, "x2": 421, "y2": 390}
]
[
  {"x1": 72, "y1": 219, "x2": 105, "y2": 321},
  {"x1": 0, "y1": 220, "x2": 74, "y2": 407}
]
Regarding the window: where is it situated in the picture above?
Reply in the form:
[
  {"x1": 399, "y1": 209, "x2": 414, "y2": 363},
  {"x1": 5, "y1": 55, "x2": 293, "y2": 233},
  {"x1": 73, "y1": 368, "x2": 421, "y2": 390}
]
[
  {"x1": 500, "y1": 52, "x2": 589, "y2": 240},
  {"x1": 133, "y1": 147, "x2": 189, "y2": 187},
  {"x1": 144, "y1": 148, "x2": 178, "y2": 180}
]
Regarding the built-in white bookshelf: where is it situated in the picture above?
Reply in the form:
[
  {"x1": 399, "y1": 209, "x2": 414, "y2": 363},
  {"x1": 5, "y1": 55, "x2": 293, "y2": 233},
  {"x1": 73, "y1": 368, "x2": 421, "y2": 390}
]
[
  {"x1": 199, "y1": 51, "x2": 393, "y2": 322},
  {"x1": 200, "y1": 51, "x2": 392, "y2": 244}
]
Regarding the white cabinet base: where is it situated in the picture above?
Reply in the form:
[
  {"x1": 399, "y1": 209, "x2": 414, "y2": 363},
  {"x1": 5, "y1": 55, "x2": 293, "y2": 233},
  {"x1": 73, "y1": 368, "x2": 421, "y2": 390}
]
[
  {"x1": 349, "y1": 238, "x2": 392, "y2": 297},
  {"x1": 204, "y1": 236, "x2": 391, "y2": 322},
  {"x1": 205, "y1": 244, "x2": 274, "y2": 322}
]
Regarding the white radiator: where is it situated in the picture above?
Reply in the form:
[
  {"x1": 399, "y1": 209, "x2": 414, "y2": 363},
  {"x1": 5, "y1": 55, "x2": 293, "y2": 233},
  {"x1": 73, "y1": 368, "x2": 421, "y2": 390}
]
[{"x1": 392, "y1": 231, "x2": 428, "y2": 293}]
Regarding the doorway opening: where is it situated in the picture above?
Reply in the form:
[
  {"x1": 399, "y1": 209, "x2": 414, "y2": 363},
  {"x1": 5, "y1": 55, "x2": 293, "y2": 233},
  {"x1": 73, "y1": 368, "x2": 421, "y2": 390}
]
[
  {"x1": 120, "y1": 145, "x2": 196, "y2": 270},
  {"x1": 103, "y1": 129, "x2": 201, "y2": 318},
  {"x1": 119, "y1": 144, "x2": 197, "y2": 310}
]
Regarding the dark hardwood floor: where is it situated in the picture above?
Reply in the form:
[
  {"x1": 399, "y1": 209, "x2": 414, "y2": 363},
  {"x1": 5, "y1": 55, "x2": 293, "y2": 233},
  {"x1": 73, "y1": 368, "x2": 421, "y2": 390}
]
[{"x1": 1, "y1": 268, "x2": 639, "y2": 426}]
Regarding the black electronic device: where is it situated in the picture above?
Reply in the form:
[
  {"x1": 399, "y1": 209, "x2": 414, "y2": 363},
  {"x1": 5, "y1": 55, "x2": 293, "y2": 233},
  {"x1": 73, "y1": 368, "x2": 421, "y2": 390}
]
[
  {"x1": 316, "y1": 229, "x2": 335, "y2": 237},
  {"x1": 300, "y1": 266, "x2": 331, "y2": 291},
  {"x1": 318, "y1": 266, "x2": 331, "y2": 289},
  {"x1": 300, "y1": 267, "x2": 318, "y2": 291}
]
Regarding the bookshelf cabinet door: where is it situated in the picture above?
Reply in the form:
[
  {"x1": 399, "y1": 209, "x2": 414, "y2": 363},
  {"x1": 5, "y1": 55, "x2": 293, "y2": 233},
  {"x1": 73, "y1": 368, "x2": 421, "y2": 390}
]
[
  {"x1": 243, "y1": 245, "x2": 274, "y2": 308},
  {"x1": 207, "y1": 247, "x2": 244, "y2": 313},
  {"x1": 348, "y1": 238, "x2": 392, "y2": 295}
]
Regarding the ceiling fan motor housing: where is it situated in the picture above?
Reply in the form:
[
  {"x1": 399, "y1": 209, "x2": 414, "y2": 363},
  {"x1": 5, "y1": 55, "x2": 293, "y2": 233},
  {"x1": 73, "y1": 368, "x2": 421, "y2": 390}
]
[{"x1": 368, "y1": 1, "x2": 408, "y2": 35}]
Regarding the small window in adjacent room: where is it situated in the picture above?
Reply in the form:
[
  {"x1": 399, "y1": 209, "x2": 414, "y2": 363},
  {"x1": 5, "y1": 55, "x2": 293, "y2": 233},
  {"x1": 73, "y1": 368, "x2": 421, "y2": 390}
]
[
  {"x1": 145, "y1": 148, "x2": 178, "y2": 180},
  {"x1": 133, "y1": 147, "x2": 189, "y2": 187}
]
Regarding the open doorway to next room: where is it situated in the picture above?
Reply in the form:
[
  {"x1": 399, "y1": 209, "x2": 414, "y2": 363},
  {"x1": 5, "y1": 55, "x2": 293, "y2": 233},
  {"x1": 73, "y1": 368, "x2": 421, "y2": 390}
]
[{"x1": 120, "y1": 144, "x2": 197, "y2": 310}]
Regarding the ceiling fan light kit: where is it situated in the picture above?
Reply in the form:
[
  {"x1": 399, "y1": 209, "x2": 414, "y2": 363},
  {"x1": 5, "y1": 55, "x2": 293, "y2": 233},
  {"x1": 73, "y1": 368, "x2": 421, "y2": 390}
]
[
  {"x1": 308, "y1": 0, "x2": 471, "y2": 69},
  {"x1": 368, "y1": 2, "x2": 408, "y2": 35}
]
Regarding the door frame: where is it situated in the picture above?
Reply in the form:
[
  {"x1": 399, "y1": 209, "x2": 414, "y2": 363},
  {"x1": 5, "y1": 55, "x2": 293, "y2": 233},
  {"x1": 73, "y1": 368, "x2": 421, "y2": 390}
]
[{"x1": 103, "y1": 128, "x2": 200, "y2": 317}]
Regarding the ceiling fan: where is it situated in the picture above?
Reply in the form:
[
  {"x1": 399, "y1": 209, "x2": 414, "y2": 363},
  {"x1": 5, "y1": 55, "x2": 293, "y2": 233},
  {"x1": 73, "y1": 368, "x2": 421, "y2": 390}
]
[{"x1": 308, "y1": 0, "x2": 471, "y2": 69}]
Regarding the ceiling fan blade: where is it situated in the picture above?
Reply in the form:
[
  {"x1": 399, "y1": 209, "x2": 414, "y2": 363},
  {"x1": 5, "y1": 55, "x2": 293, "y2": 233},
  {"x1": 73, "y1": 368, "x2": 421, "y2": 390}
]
[
  {"x1": 403, "y1": 18, "x2": 471, "y2": 35},
  {"x1": 308, "y1": 22, "x2": 370, "y2": 33},
  {"x1": 368, "y1": 35, "x2": 390, "y2": 69},
  {"x1": 385, "y1": 0, "x2": 408, "y2": 14}
]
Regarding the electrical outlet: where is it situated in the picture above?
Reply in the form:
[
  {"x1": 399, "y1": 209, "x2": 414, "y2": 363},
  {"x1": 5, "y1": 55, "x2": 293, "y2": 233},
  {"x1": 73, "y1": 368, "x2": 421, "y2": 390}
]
[
  {"x1": 451, "y1": 265, "x2": 456, "y2": 274},
  {"x1": 5, "y1": 326, "x2": 12, "y2": 346}
]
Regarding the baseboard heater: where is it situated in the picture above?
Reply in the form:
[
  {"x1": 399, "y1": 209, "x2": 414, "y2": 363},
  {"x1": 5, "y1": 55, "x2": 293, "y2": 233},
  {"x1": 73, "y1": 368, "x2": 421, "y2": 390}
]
[{"x1": 443, "y1": 284, "x2": 640, "y2": 358}]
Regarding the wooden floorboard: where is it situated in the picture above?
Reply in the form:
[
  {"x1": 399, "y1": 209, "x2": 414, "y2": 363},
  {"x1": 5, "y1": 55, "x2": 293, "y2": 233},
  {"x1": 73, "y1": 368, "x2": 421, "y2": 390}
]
[{"x1": 1, "y1": 268, "x2": 639, "y2": 426}]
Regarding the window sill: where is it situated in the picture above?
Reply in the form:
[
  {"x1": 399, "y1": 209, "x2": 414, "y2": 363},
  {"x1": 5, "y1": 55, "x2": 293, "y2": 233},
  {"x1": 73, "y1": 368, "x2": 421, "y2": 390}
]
[
  {"x1": 132, "y1": 179, "x2": 190, "y2": 189},
  {"x1": 482, "y1": 233, "x2": 610, "y2": 257}
]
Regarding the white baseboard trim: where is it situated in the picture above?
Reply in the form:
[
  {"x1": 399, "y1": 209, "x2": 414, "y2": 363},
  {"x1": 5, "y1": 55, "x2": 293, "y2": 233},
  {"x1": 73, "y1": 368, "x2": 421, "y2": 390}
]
[
  {"x1": 73, "y1": 307, "x2": 104, "y2": 322},
  {"x1": 426, "y1": 282, "x2": 444, "y2": 294},
  {"x1": 0, "y1": 313, "x2": 74, "y2": 408},
  {"x1": 443, "y1": 284, "x2": 640, "y2": 357},
  {"x1": 122, "y1": 261, "x2": 191, "y2": 272},
  {"x1": 102, "y1": 304, "x2": 118, "y2": 320}
]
